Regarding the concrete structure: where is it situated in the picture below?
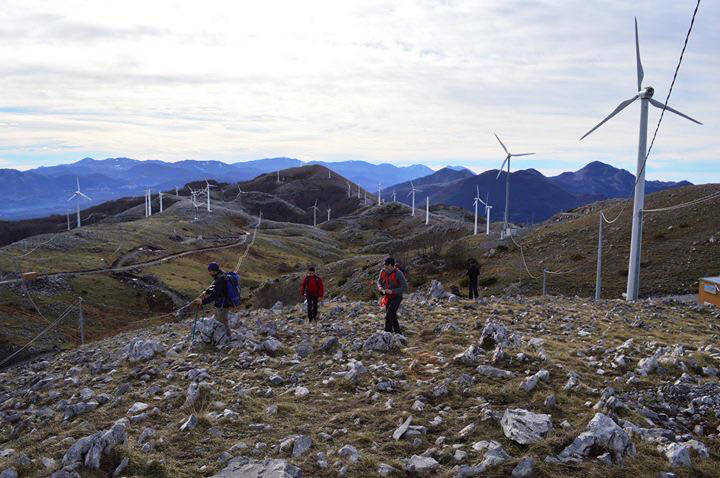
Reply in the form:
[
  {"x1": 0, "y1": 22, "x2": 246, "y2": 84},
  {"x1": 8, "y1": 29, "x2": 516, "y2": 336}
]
[{"x1": 699, "y1": 276, "x2": 720, "y2": 307}]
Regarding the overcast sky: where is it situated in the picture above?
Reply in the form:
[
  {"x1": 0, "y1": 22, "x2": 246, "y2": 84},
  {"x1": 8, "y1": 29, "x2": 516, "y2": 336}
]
[{"x1": 0, "y1": 0, "x2": 717, "y2": 182}]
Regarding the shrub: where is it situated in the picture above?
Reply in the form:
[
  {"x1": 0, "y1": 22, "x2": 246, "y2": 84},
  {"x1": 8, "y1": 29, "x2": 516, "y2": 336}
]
[
  {"x1": 478, "y1": 277, "x2": 498, "y2": 287},
  {"x1": 442, "y1": 241, "x2": 468, "y2": 269},
  {"x1": 570, "y1": 253, "x2": 584, "y2": 261}
]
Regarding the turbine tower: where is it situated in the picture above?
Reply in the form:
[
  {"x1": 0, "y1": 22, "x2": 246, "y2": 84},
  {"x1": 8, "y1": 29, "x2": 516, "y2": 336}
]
[
  {"x1": 479, "y1": 192, "x2": 492, "y2": 235},
  {"x1": 66, "y1": 209, "x2": 70, "y2": 231},
  {"x1": 472, "y1": 186, "x2": 481, "y2": 235},
  {"x1": 377, "y1": 182, "x2": 382, "y2": 205},
  {"x1": 327, "y1": 208, "x2": 331, "y2": 222},
  {"x1": 347, "y1": 182, "x2": 352, "y2": 198},
  {"x1": 494, "y1": 133, "x2": 534, "y2": 238},
  {"x1": 277, "y1": 170, "x2": 281, "y2": 184},
  {"x1": 580, "y1": 17, "x2": 701, "y2": 301},
  {"x1": 309, "y1": 200, "x2": 320, "y2": 227},
  {"x1": 159, "y1": 191, "x2": 164, "y2": 213},
  {"x1": 407, "y1": 181, "x2": 421, "y2": 217},
  {"x1": 425, "y1": 196, "x2": 429, "y2": 225},
  {"x1": 68, "y1": 177, "x2": 91, "y2": 228},
  {"x1": 392, "y1": 190, "x2": 396, "y2": 203},
  {"x1": 205, "y1": 180, "x2": 216, "y2": 212}
]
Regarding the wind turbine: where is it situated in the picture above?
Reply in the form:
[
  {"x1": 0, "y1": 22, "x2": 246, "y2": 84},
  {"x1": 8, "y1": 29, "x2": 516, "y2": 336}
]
[
  {"x1": 327, "y1": 208, "x2": 331, "y2": 222},
  {"x1": 472, "y1": 186, "x2": 481, "y2": 235},
  {"x1": 68, "y1": 177, "x2": 91, "y2": 228},
  {"x1": 189, "y1": 187, "x2": 201, "y2": 222},
  {"x1": 308, "y1": 200, "x2": 320, "y2": 227},
  {"x1": 425, "y1": 196, "x2": 429, "y2": 225},
  {"x1": 277, "y1": 170, "x2": 281, "y2": 184},
  {"x1": 377, "y1": 183, "x2": 382, "y2": 205},
  {"x1": 66, "y1": 209, "x2": 70, "y2": 231},
  {"x1": 175, "y1": 186, "x2": 179, "y2": 196},
  {"x1": 392, "y1": 190, "x2": 396, "y2": 203},
  {"x1": 580, "y1": 17, "x2": 701, "y2": 301},
  {"x1": 494, "y1": 133, "x2": 534, "y2": 238},
  {"x1": 159, "y1": 191, "x2": 164, "y2": 213},
  {"x1": 347, "y1": 182, "x2": 352, "y2": 198},
  {"x1": 407, "y1": 181, "x2": 421, "y2": 217},
  {"x1": 205, "y1": 180, "x2": 216, "y2": 212},
  {"x1": 479, "y1": 192, "x2": 492, "y2": 235}
]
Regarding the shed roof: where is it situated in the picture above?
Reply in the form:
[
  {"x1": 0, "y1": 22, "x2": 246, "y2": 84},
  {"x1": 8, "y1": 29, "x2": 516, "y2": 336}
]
[{"x1": 701, "y1": 276, "x2": 720, "y2": 285}]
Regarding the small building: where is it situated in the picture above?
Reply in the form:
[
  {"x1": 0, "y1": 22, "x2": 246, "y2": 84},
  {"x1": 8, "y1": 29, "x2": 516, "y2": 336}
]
[{"x1": 698, "y1": 276, "x2": 720, "y2": 307}]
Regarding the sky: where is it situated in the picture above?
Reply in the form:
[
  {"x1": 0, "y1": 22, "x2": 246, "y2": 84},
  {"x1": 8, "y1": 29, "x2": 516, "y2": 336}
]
[{"x1": 0, "y1": 0, "x2": 718, "y2": 183}]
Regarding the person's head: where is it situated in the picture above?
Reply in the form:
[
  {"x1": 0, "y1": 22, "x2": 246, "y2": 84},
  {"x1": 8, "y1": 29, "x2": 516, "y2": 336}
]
[
  {"x1": 208, "y1": 262, "x2": 221, "y2": 276},
  {"x1": 308, "y1": 266, "x2": 315, "y2": 276},
  {"x1": 384, "y1": 257, "x2": 395, "y2": 271},
  {"x1": 394, "y1": 261, "x2": 402, "y2": 269}
]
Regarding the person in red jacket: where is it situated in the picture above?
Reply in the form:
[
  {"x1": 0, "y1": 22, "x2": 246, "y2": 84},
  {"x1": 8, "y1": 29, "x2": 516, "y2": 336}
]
[{"x1": 299, "y1": 266, "x2": 324, "y2": 323}]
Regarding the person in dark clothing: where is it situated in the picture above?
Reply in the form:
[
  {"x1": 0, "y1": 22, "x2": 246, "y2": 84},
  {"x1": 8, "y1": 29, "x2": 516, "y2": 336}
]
[
  {"x1": 377, "y1": 257, "x2": 408, "y2": 334},
  {"x1": 466, "y1": 259, "x2": 480, "y2": 299},
  {"x1": 193, "y1": 262, "x2": 232, "y2": 337},
  {"x1": 299, "y1": 266, "x2": 324, "y2": 323}
]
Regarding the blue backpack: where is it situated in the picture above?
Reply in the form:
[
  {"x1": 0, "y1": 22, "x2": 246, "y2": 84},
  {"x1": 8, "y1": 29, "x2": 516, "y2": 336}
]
[{"x1": 223, "y1": 272, "x2": 242, "y2": 307}]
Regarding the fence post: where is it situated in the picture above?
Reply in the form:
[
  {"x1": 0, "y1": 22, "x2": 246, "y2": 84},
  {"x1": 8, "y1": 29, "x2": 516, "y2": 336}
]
[
  {"x1": 595, "y1": 212, "x2": 604, "y2": 301},
  {"x1": 542, "y1": 269, "x2": 548, "y2": 296},
  {"x1": 78, "y1": 297, "x2": 85, "y2": 345}
]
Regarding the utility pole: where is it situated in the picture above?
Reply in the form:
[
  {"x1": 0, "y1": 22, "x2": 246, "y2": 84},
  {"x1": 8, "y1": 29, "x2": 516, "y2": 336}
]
[
  {"x1": 78, "y1": 297, "x2": 85, "y2": 345},
  {"x1": 159, "y1": 192, "x2": 163, "y2": 213},
  {"x1": 595, "y1": 212, "x2": 604, "y2": 301},
  {"x1": 148, "y1": 189, "x2": 152, "y2": 216}
]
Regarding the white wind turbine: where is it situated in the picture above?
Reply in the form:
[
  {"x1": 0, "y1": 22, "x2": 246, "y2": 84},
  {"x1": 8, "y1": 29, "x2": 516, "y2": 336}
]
[
  {"x1": 276, "y1": 170, "x2": 281, "y2": 184},
  {"x1": 425, "y1": 196, "x2": 430, "y2": 225},
  {"x1": 479, "y1": 191, "x2": 492, "y2": 235},
  {"x1": 175, "y1": 186, "x2": 179, "y2": 196},
  {"x1": 472, "y1": 186, "x2": 481, "y2": 235},
  {"x1": 392, "y1": 190, "x2": 396, "y2": 203},
  {"x1": 347, "y1": 182, "x2": 352, "y2": 198},
  {"x1": 407, "y1": 181, "x2": 421, "y2": 217},
  {"x1": 494, "y1": 133, "x2": 534, "y2": 238},
  {"x1": 68, "y1": 177, "x2": 91, "y2": 228},
  {"x1": 205, "y1": 179, "x2": 216, "y2": 212},
  {"x1": 159, "y1": 191, "x2": 164, "y2": 213},
  {"x1": 580, "y1": 17, "x2": 701, "y2": 301},
  {"x1": 188, "y1": 187, "x2": 201, "y2": 222},
  {"x1": 377, "y1": 182, "x2": 382, "y2": 205},
  {"x1": 308, "y1": 200, "x2": 320, "y2": 227},
  {"x1": 327, "y1": 208, "x2": 331, "y2": 222}
]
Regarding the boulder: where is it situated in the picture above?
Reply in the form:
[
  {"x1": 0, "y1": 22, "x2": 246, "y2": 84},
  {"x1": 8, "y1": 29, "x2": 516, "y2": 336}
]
[
  {"x1": 196, "y1": 319, "x2": 230, "y2": 346},
  {"x1": 429, "y1": 280, "x2": 446, "y2": 300},
  {"x1": 475, "y1": 365, "x2": 515, "y2": 379},
  {"x1": 61, "y1": 419, "x2": 127, "y2": 470},
  {"x1": 363, "y1": 332, "x2": 407, "y2": 353},
  {"x1": 210, "y1": 457, "x2": 301, "y2": 478},
  {"x1": 405, "y1": 455, "x2": 439, "y2": 476},
  {"x1": 453, "y1": 345, "x2": 483, "y2": 366},
  {"x1": 554, "y1": 413, "x2": 636, "y2": 464},
  {"x1": 479, "y1": 319, "x2": 509, "y2": 348},
  {"x1": 122, "y1": 339, "x2": 164, "y2": 363},
  {"x1": 501, "y1": 408, "x2": 553, "y2": 445},
  {"x1": 511, "y1": 456, "x2": 534, "y2": 477}
]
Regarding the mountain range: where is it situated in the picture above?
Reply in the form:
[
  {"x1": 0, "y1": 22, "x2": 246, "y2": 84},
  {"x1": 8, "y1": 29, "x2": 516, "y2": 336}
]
[
  {"x1": 0, "y1": 157, "x2": 432, "y2": 220},
  {"x1": 385, "y1": 161, "x2": 691, "y2": 224},
  {"x1": 1, "y1": 157, "x2": 690, "y2": 222}
]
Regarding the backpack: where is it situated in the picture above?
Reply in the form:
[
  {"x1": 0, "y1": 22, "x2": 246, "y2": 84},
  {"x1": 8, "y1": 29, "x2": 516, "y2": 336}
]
[
  {"x1": 223, "y1": 272, "x2": 242, "y2": 307},
  {"x1": 303, "y1": 275, "x2": 320, "y2": 295}
]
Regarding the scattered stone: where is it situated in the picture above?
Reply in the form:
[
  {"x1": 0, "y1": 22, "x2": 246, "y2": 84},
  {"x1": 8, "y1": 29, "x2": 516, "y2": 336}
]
[
  {"x1": 511, "y1": 456, "x2": 534, "y2": 477},
  {"x1": 405, "y1": 455, "x2": 439, "y2": 476},
  {"x1": 501, "y1": 408, "x2": 553, "y2": 444}
]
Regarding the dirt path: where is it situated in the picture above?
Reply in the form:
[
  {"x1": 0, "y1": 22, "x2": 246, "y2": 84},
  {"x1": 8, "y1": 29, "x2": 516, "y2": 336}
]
[{"x1": 0, "y1": 233, "x2": 249, "y2": 286}]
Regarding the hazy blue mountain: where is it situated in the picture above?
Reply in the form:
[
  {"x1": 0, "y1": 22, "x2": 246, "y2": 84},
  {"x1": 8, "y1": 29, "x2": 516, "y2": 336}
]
[
  {"x1": 232, "y1": 157, "x2": 303, "y2": 172},
  {"x1": 549, "y1": 161, "x2": 692, "y2": 203},
  {"x1": 306, "y1": 160, "x2": 434, "y2": 191},
  {"x1": 389, "y1": 167, "x2": 580, "y2": 224}
]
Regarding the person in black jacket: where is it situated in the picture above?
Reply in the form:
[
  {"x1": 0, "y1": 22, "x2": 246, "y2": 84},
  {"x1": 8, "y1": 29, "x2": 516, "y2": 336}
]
[
  {"x1": 466, "y1": 258, "x2": 480, "y2": 299},
  {"x1": 193, "y1": 262, "x2": 232, "y2": 338}
]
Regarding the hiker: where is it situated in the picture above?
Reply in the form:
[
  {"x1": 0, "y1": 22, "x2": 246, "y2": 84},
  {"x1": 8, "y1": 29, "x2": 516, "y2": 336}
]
[
  {"x1": 377, "y1": 257, "x2": 408, "y2": 334},
  {"x1": 193, "y1": 262, "x2": 235, "y2": 337},
  {"x1": 299, "y1": 266, "x2": 324, "y2": 323},
  {"x1": 467, "y1": 258, "x2": 480, "y2": 299}
]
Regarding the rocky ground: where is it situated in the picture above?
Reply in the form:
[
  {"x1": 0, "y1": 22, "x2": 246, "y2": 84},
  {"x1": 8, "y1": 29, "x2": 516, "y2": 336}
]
[{"x1": 1, "y1": 282, "x2": 719, "y2": 477}]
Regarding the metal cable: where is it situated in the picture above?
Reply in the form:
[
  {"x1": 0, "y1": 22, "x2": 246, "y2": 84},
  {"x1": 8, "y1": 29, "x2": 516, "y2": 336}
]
[
  {"x1": 601, "y1": 0, "x2": 701, "y2": 225},
  {"x1": 643, "y1": 189, "x2": 720, "y2": 213},
  {"x1": 0, "y1": 301, "x2": 77, "y2": 367}
]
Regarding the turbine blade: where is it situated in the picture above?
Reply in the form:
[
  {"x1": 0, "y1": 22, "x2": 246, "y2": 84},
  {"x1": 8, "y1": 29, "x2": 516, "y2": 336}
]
[
  {"x1": 493, "y1": 133, "x2": 509, "y2": 154},
  {"x1": 511, "y1": 153, "x2": 535, "y2": 157},
  {"x1": 79, "y1": 192, "x2": 91, "y2": 201},
  {"x1": 496, "y1": 157, "x2": 509, "y2": 179},
  {"x1": 579, "y1": 95, "x2": 639, "y2": 140},
  {"x1": 635, "y1": 17, "x2": 644, "y2": 91},
  {"x1": 68, "y1": 193, "x2": 77, "y2": 201},
  {"x1": 76, "y1": 177, "x2": 80, "y2": 190},
  {"x1": 648, "y1": 98, "x2": 702, "y2": 125}
]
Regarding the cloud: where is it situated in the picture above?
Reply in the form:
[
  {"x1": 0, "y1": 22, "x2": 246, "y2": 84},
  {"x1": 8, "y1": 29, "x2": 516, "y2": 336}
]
[{"x1": 0, "y1": 0, "x2": 717, "y2": 182}]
